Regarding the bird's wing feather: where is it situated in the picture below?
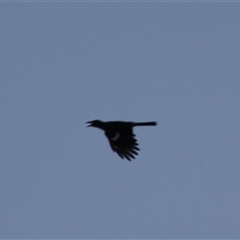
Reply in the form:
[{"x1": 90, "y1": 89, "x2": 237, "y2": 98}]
[{"x1": 107, "y1": 130, "x2": 140, "y2": 161}]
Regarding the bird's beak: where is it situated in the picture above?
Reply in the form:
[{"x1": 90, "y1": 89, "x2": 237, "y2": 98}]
[{"x1": 86, "y1": 121, "x2": 93, "y2": 127}]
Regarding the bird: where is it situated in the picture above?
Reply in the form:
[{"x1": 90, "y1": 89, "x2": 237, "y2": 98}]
[{"x1": 87, "y1": 119, "x2": 157, "y2": 161}]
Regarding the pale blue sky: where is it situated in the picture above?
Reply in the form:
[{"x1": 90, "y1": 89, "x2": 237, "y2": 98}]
[{"x1": 1, "y1": 2, "x2": 240, "y2": 238}]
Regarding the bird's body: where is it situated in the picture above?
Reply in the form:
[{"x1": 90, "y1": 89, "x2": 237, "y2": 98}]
[{"x1": 87, "y1": 120, "x2": 157, "y2": 161}]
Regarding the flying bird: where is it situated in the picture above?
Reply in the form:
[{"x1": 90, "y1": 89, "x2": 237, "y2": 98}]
[{"x1": 87, "y1": 119, "x2": 157, "y2": 161}]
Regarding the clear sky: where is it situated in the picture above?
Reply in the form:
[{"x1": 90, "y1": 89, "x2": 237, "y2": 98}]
[{"x1": 1, "y1": 2, "x2": 240, "y2": 239}]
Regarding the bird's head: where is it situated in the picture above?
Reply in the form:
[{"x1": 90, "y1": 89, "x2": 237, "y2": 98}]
[{"x1": 86, "y1": 119, "x2": 103, "y2": 128}]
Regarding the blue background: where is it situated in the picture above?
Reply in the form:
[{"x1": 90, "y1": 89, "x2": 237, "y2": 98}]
[{"x1": 1, "y1": 3, "x2": 240, "y2": 238}]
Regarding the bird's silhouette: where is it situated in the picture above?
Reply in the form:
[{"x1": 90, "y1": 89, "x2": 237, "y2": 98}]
[{"x1": 87, "y1": 119, "x2": 157, "y2": 161}]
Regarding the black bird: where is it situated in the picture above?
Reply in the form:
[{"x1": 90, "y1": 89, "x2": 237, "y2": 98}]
[{"x1": 87, "y1": 120, "x2": 157, "y2": 161}]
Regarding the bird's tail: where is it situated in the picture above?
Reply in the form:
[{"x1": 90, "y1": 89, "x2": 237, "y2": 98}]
[{"x1": 133, "y1": 121, "x2": 157, "y2": 127}]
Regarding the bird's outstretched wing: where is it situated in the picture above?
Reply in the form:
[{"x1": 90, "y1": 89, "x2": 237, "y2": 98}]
[{"x1": 106, "y1": 130, "x2": 140, "y2": 161}]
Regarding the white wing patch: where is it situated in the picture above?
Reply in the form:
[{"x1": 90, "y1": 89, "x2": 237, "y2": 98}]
[{"x1": 111, "y1": 132, "x2": 121, "y2": 141}]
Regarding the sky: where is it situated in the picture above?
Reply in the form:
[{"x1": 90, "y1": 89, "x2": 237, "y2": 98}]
[{"x1": 1, "y1": 2, "x2": 240, "y2": 239}]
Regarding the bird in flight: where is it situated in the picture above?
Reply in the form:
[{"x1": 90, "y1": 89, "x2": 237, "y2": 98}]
[{"x1": 87, "y1": 120, "x2": 157, "y2": 161}]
